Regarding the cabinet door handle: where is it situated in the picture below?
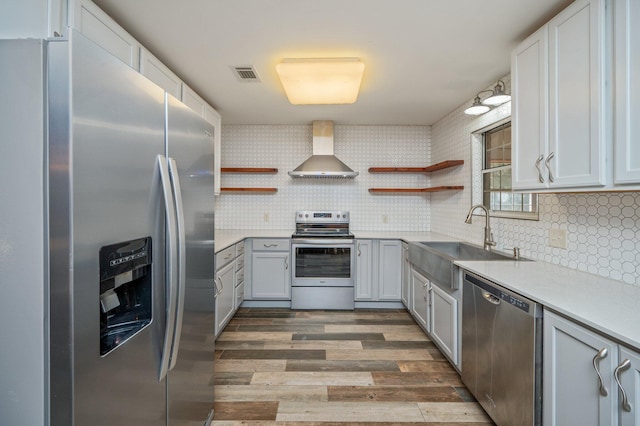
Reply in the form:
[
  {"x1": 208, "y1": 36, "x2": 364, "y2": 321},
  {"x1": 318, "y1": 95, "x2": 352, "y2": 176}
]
[
  {"x1": 545, "y1": 152, "x2": 555, "y2": 183},
  {"x1": 215, "y1": 276, "x2": 223, "y2": 296},
  {"x1": 535, "y1": 154, "x2": 545, "y2": 183},
  {"x1": 284, "y1": 255, "x2": 289, "y2": 270},
  {"x1": 614, "y1": 359, "x2": 632, "y2": 412},
  {"x1": 225, "y1": 252, "x2": 233, "y2": 259},
  {"x1": 592, "y1": 347, "x2": 609, "y2": 397},
  {"x1": 357, "y1": 243, "x2": 361, "y2": 257},
  {"x1": 213, "y1": 277, "x2": 220, "y2": 295}
]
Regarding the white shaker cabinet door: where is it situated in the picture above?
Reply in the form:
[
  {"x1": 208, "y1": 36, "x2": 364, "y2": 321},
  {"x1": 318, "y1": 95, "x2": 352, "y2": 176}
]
[
  {"x1": 377, "y1": 240, "x2": 402, "y2": 301},
  {"x1": 543, "y1": 310, "x2": 618, "y2": 426},
  {"x1": 614, "y1": 0, "x2": 640, "y2": 184},
  {"x1": 410, "y1": 268, "x2": 429, "y2": 330},
  {"x1": 619, "y1": 346, "x2": 640, "y2": 426},
  {"x1": 215, "y1": 260, "x2": 235, "y2": 338},
  {"x1": 251, "y1": 252, "x2": 291, "y2": 299},
  {"x1": 547, "y1": 0, "x2": 606, "y2": 188},
  {"x1": 429, "y1": 284, "x2": 458, "y2": 365},
  {"x1": 355, "y1": 240, "x2": 373, "y2": 300},
  {"x1": 511, "y1": 26, "x2": 548, "y2": 190},
  {"x1": 139, "y1": 48, "x2": 182, "y2": 99},
  {"x1": 70, "y1": 0, "x2": 140, "y2": 69}
]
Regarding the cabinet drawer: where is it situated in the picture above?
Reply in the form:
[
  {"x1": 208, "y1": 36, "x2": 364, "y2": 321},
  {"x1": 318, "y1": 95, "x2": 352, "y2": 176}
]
[
  {"x1": 235, "y1": 254, "x2": 244, "y2": 271},
  {"x1": 235, "y1": 268, "x2": 244, "y2": 284},
  {"x1": 252, "y1": 238, "x2": 290, "y2": 252},
  {"x1": 235, "y1": 241, "x2": 245, "y2": 257},
  {"x1": 215, "y1": 246, "x2": 235, "y2": 269}
]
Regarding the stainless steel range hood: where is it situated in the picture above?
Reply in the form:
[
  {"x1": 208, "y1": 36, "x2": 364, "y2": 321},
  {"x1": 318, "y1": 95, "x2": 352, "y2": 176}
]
[{"x1": 288, "y1": 121, "x2": 358, "y2": 178}]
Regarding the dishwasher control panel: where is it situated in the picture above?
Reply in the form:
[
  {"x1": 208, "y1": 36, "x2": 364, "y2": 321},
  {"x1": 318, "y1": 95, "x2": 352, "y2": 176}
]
[{"x1": 465, "y1": 272, "x2": 535, "y2": 314}]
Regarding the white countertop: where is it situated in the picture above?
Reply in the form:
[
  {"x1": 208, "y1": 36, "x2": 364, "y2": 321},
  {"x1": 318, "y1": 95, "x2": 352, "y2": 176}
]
[
  {"x1": 215, "y1": 229, "x2": 456, "y2": 251},
  {"x1": 214, "y1": 228, "x2": 640, "y2": 351},
  {"x1": 456, "y1": 260, "x2": 640, "y2": 351}
]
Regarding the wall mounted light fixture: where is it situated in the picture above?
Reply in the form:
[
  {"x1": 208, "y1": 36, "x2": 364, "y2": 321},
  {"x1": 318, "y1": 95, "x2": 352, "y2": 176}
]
[
  {"x1": 464, "y1": 80, "x2": 511, "y2": 115},
  {"x1": 276, "y1": 58, "x2": 365, "y2": 105}
]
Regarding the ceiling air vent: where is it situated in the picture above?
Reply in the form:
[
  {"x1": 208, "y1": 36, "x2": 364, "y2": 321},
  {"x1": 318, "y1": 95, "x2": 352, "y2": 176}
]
[{"x1": 233, "y1": 66, "x2": 261, "y2": 82}]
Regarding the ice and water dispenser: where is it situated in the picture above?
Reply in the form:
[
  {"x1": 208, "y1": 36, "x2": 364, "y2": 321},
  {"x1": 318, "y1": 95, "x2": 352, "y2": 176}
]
[{"x1": 99, "y1": 237, "x2": 152, "y2": 355}]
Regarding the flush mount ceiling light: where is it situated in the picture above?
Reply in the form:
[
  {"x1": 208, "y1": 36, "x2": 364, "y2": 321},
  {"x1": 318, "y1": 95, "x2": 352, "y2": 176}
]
[
  {"x1": 276, "y1": 58, "x2": 365, "y2": 105},
  {"x1": 464, "y1": 79, "x2": 511, "y2": 115}
]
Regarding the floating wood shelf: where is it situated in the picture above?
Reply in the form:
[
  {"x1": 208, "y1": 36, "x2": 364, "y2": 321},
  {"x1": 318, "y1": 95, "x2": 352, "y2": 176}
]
[
  {"x1": 368, "y1": 186, "x2": 464, "y2": 194},
  {"x1": 368, "y1": 160, "x2": 463, "y2": 174},
  {"x1": 221, "y1": 167, "x2": 278, "y2": 174},
  {"x1": 220, "y1": 187, "x2": 278, "y2": 193}
]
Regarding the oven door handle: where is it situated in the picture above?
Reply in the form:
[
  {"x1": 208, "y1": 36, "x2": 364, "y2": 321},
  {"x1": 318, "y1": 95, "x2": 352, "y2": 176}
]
[{"x1": 292, "y1": 239, "x2": 355, "y2": 245}]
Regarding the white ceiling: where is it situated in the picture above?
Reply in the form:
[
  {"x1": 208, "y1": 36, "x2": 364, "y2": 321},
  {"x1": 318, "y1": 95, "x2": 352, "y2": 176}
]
[{"x1": 93, "y1": 0, "x2": 571, "y2": 125}]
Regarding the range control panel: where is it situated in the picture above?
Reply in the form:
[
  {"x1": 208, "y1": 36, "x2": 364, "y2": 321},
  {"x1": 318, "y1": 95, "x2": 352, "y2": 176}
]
[{"x1": 295, "y1": 210, "x2": 350, "y2": 223}]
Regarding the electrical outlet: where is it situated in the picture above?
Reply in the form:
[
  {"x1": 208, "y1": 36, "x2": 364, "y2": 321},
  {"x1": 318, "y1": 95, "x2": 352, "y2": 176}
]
[
  {"x1": 263, "y1": 212, "x2": 269, "y2": 222},
  {"x1": 382, "y1": 214, "x2": 388, "y2": 224},
  {"x1": 549, "y1": 228, "x2": 567, "y2": 249}
]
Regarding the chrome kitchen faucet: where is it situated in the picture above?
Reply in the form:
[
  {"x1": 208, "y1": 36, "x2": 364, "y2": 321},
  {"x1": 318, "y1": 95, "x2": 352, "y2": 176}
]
[{"x1": 464, "y1": 205, "x2": 496, "y2": 251}]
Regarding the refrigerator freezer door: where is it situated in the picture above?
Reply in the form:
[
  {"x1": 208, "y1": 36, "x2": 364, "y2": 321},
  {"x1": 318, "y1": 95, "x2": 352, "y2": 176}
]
[
  {"x1": 48, "y1": 32, "x2": 168, "y2": 425},
  {"x1": 165, "y1": 94, "x2": 216, "y2": 424}
]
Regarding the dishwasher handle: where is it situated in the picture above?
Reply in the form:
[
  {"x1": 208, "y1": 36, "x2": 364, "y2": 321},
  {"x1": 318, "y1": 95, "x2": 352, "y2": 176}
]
[{"x1": 482, "y1": 291, "x2": 500, "y2": 305}]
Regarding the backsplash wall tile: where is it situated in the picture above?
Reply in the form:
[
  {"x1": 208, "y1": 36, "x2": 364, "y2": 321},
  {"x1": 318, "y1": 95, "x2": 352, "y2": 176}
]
[
  {"x1": 216, "y1": 124, "x2": 432, "y2": 231},
  {"x1": 429, "y1": 76, "x2": 640, "y2": 286}
]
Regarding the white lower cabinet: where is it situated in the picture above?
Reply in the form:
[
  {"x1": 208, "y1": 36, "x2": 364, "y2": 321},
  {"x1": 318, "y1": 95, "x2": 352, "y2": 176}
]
[
  {"x1": 355, "y1": 239, "x2": 402, "y2": 302},
  {"x1": 249, "y1": 239, "x2": 291, "y2": 300},
  {"x1": 429, "y1": 284, "x2": 458, "y2": 365},
  {"x1": 214, "y1": 257, "x2": 235, "y2": 338},
  {"x1": 410, "y1": 267, "x2": 430, "y2": 330},
  {"x1": 401, "y1": 242, "x2": 410, "y2": 308},
  {"x1": 544, "y1": 309, "x2": 640, "y2": 425}
]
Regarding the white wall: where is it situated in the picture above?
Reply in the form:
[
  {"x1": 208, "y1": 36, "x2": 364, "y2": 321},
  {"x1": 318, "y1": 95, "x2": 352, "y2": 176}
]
[
  {"x1": 215, "y1": 124, "x2": 432, "y2": 231},
  {"x1": 430, "y1": 76, "x2": 640, "y2": 286}
]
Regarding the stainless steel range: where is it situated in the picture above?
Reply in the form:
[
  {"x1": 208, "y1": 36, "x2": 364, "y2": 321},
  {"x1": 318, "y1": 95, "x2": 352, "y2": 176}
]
[{"x1": 291, "y1": 210, "x2": 355, "y2": 310}]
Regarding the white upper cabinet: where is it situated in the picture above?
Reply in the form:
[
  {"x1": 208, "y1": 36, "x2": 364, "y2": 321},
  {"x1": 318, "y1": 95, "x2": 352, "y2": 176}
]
[
  {"x1": 204, "y1": 104, "x2": 222, "y2": 195},
  {"x1": 548, "y1": 0, "x2": 606, "y2": 188},
  {"x1": 512, "y1": 0, "x2": 606, "y2": 191},
  {"x1": 69, "y1": 0, "x2": 141, "y2": 69},
  {"x1": 139, "y1": 48, "x2": 182, "y2": 99},
  {"x1": 512, "y1": 27, "x2": 549, "y2": 189},
  {"x1": 614, "y1": 0, "x2": 640, "y2": 184},
  {"x1": 182, "y1": 84, "x2": 207, "y2": 118}
]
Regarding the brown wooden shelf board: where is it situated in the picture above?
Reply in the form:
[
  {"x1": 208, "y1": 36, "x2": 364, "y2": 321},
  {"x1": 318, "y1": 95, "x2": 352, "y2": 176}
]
[
  {"x1": 220, "y1": 187, "x2": 278, "y2": 193},
  {"x1": 368, "y1": 160, "x2": 464, "y2": 174},
  {"x1": 368, "y1": 186, "x2": 464, "y2": 194},
  {"x1": 221, "y1": 167, "x2": 278, "y2": 174}
]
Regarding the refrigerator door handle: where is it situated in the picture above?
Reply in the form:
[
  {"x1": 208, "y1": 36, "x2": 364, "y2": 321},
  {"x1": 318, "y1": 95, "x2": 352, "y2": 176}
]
[
  {"x1": 158, "y1": 155, "x2": 179, "y2": 382},
  {"x1": 167, "y1": 157, "x2": 186, "y2": 371}
]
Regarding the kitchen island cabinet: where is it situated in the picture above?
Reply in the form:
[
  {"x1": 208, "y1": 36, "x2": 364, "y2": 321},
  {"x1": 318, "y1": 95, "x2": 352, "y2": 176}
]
[{"x1": 544, "y1": 309, "x2": 640, "y2": 426}]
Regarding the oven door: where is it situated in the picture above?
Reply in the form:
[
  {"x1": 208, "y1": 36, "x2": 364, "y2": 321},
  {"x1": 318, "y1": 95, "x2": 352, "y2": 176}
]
[{"x1": 291, "y1": 239, "x2": 355, "y2": 287}]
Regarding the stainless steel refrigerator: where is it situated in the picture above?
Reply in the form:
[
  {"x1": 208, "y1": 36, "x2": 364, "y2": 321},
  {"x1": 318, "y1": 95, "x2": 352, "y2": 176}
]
[{"x1": 0, "y1": 30, "x2": 215, "y2": 425}]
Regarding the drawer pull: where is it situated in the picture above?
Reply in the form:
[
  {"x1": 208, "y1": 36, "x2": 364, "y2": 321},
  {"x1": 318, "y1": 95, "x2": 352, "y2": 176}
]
[
  {"x1": 592, "y1": 347, "x2": 609, "y2": 397},
  {"x1": 263, "y1": 243, "x2": 278, "y2": 248},
  {"x1": 614, "y1": 359, "x2": 632, "y2": 412},
  {"x1": 535, "y1": 154, "x2": 545, "y2": 183},
  {"x1": 545, "y1": 152, "x2": 555, "y2": 183}
]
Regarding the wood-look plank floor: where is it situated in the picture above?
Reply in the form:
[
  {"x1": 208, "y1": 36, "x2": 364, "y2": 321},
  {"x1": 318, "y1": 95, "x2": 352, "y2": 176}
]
[{"x1": 213, "y1": 308, "x2": 495, "y2": 425}]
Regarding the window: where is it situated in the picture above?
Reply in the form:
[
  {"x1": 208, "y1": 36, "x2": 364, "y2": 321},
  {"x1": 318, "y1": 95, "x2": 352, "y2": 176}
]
[{"x1": 478, "y1": 121, "x2": 538, "y2": 220}]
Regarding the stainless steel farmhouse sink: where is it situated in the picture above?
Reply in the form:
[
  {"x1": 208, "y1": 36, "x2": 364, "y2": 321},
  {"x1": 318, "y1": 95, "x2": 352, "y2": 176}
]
[{"x1": 408, "y1": 241, "x2": 524, "y2": 290}]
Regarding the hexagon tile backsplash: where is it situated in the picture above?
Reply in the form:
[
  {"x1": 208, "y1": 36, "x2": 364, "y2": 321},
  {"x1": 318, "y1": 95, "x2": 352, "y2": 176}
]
[{"x1": 217, "y1": 122, "x2": 639, "y2": 286}]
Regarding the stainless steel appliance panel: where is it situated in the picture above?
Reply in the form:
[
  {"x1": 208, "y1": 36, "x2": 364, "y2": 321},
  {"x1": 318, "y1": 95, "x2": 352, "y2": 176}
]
[
  {"x1": 48, "y1": 32, "x2": 168, "y2": 425},
  {"x1": 165, "y1": 94, "x2": 216, "y2": 424},
  {"x1": 291, "y1": 241, "x2": 355, "y2": 287},
  {"x1": 462, "y1": 272, "x2": 542, "y2": 426}
]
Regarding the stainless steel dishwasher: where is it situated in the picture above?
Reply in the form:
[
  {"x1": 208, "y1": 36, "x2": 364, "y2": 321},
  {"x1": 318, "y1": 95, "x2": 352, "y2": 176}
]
[{"x1": 462, "y1": 271, "x2": 542, "y2": 426}]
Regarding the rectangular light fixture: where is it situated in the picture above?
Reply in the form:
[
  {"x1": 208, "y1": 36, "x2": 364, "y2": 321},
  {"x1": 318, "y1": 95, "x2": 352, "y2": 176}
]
[{"x1": 276, "y1": 58, "x2": 365, "y2": 105}]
